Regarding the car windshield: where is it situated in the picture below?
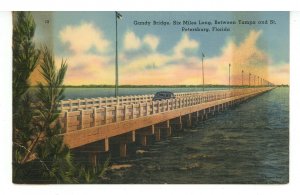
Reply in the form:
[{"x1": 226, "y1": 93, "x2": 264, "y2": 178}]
[{"x1": 155, "y1": 93, "x2": 166, "y2": 97}]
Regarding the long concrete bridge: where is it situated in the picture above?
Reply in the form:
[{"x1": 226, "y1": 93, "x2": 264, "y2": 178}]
[{"x1": 58, "y1": 87, "x2": 274, "y2": 165}]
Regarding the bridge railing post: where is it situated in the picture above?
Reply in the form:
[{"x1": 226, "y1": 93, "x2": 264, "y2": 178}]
[
  {"x1": 166, "y1": 99, "x2": 169, "y2": 111},
  {"x1": 77, "y1": 99, "x2": 81, "y2": 110},
  {"x1": 84, "y1": 98, "x2": 87, "y2": 110},
  {"x1": 132, "y1": 104, "x2": 135, "y2": 119},
  {"x1": 98, "y1": 97, "x2": 101, "y2": 108},
  {"x1": 157, "y1": 101, "x2": 160, "y2": 113},
  {"x1": 115, "y1": 105, "x2": 118, "y2": 122},
  {"x1": 152, "y1": 102, "x2": 155, "y2": 114},
  {"x1": 68, "y1": 99, "x2": 72, "y2": 111},
  {"x1": 93, "y1": 108, "x2": 96, "y2": 127},
  {"x1": 79, "y1": 109, "x2": 83, "y2": 129},
  {"x1": 123, "y1": 105, "x2": 127, "y2": 120},
  {"x1": 104, "y1": 106, "x2": 107, "y2": 124},
  {"x1": 139, "y1": 103, "x2": 142, "y2": 117},
  {"x1": 64, "y1": 111, "x2": 68, "y2": 133}
]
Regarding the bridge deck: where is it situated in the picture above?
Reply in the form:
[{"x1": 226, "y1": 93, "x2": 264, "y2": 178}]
[
  {"x1": 59, "y1": 90, "x2": 227, "y2": 112},
  {"x1": 60, "y1": 87, "x2": 273, "y2": 149}
]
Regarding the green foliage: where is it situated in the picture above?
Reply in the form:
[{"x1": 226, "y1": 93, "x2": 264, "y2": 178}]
[
  {"x1": 75, "y1": 156, "x2": 110, "y2": 184},
  {"x1": 30, "y1": 47, "x2": 75, "y2": 183},
  {"x1": 12, "y1": 11, "x2": 41, "y2": 182},
  {"x1": 12, "y1": 11, "x2": 110, "y2": 184},
  {"x1": 12, "y1": 11, "x2": 40, "y2": 114}
]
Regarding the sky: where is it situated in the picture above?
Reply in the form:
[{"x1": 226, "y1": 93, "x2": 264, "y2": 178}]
[{"x1": 31, "y1": 11, "x2": 289, "y2": 85}]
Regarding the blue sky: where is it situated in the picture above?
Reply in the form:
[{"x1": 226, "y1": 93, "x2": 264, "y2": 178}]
[{"x1": 32, "y1": 11, "x2": 289, "y2": 85}]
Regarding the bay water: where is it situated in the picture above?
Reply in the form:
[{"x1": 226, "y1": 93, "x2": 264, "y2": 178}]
[{"x1": 99, "y1": 87, "x2": 289, "y2": 184}]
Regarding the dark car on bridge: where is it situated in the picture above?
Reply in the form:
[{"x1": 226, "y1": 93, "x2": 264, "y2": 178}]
[{"x1": 152, "y1": 91, "x2": 176, "y2": 101}]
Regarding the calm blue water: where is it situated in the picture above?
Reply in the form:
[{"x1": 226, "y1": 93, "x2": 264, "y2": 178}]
[
  {"x1": 63, "y1": 87, "x2": 227, "y2": 100},
  {"x1": 102, "y1": 87, "x2": 289, "y2": 184}
]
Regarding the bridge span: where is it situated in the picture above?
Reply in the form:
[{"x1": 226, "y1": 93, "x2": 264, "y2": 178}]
[{"x1": 58, "y1": 87, "x2": 274, "y2": 165}]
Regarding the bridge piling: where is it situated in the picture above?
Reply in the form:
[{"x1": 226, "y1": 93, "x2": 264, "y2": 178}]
[
  {"x1": 155, "y1": 121, "x2": 171, "y2": 138},
  {"x1": 154, "y1": 128, "x2": 161, "y2": 141},
  {"x1": 136, "y1": 125, "x2": 155, "y2": 146},
  {"x1": 191, "y1": 112, "x2": 199, "y2": 126},
  {"x1": 119, "y1": 143, "x2": 127, "y2": 158},
  {"x1": 170, "y1": 116, "x2": 183, "y2": 131},
  {"x1": 109, "y1": 131, "x2": 136, "y2": 157},
  {"x1": 182, "y1": 114, "x2": 192, "y2": 128}
]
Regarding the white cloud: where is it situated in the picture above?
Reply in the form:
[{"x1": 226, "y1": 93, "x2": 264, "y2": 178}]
[
  {"x1": 143, "y1": 34, "x2": 160, "y2": 51},
  {"x1": 123, "y1": 31, "x2": 160, "y2": 51},
  {"x1": 55, "y1": 53, "x2": 114, "y2": 85},
  {"x1": 60, "y1": 22, "x2": 110, "y2": 53},
  {"x1": 56, "y1": 27, "x2": 288, "y2": 86},
  {"x1": 174, "y1": 33, "x2": 199, "y2": 57},
  {"x1": 123, "y1": 31, "x2": 142, "y2": 50}
]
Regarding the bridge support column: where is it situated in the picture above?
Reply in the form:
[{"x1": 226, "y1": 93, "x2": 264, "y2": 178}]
[
  {"x1": 73, "y1": 138, "x2": 110, "y2": 167},
  {"x1": 208, "y1": 107, "x2": 211, "y2": 116},
  {"x1": 191, "y1": 112, "x2": 199, "y2": 125},
  {"x1": 218, "y1": 104, "x2": 222, "y2": 113},
  {"x1": 170, "y1": 116, "x2": 183, "y2": 131},
  {"x1": 110, "y1": 131, "x2": 135, "y2": 158},
  {"x1": 182, "y1": 114, "x2": 192, "y2": 128},
  {"x1": 103, "y1": 138, "x2": 109, "y2": 152},
  {"x1": 223, "y1": 103, "x2": 227, "y2": 111},
  {"x1": 155, "y1": 121, "x2": 171, "y2": 138},
  {"x1": 198, "y1": 110, "x2": 204, "y2": 122},
  {"x1": 119, "y1": 143, "x2": 127, "y2": 158},
  {"x1": 154, "y1": 128, "x2": 160, "y2": 141},
  {"x1": 204, "y1": 109, "x2": 208, "y2": 120},
  {"x1": 139, "y1": 135, "x2": 147, "y2": 146},
  {"x1": 210, "y1": 106, "x2": 215, "y2": 116},
  {"x1": 136, "y1": 125, "x2": 154, "y2": 146},
  {"x1": 89, "y1": 152, "x2": 97, "y2": 167}
]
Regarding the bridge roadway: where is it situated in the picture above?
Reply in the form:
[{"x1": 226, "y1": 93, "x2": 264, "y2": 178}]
[
  {"x1": 58, "y1": 87, "x2": 274, "y2": 165},
  {"x1": 59, "y1": 91, "x2": 217, "y2": 112}
]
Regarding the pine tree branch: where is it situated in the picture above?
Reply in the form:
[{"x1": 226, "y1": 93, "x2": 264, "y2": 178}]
[
  {"x1": 14, "y1": 142, "x2": 52, "y2": 174},
  {"x1": 21, "y1": 131, "x2": 43, "y2": 164}
]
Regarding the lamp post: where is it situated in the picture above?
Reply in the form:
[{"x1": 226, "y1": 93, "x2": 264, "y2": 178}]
[
  {"x1": 229, "y1": 63, "x2": 231, "y2": 89},
  {"x1": 249, "y1": 73, "x2": 251, "y2": 87},
  {"x1": 115, "y1": 11, "x2": 122, "y2": 98},
  {"x1": 261, "y1": 77, "x2": 262, "y2": 86},
  {"x1": 201, "y1": 52, "x2": 205, "y2": 92},
  {"x1": 242, "y1": 70, "x2": 244, "y2": 87}
]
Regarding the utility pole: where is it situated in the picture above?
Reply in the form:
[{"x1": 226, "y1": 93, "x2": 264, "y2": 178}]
[
  {"x1": 201, "y1": 52, "x2": 205, "y2": 92},
  {"x1": 249, "y1": 73, "x2": 251, "y2": 87},
  {"x1": 242, "y1": 70, "x2": 244, "y2": 87},
  {"x1": 115, "y1": 11, "x2": 122, "y2": 98},
  {"x1": 261, "y1": 78, "x2": 262, "y2": 86},
  {"x1": 229, "y1": 63, "x2": 231, "y2": 89}
]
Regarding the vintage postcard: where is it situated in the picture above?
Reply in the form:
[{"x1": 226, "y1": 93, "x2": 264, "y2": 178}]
[{"x1": 12, "y1": 11, "x2": 289, "y2": 184}]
